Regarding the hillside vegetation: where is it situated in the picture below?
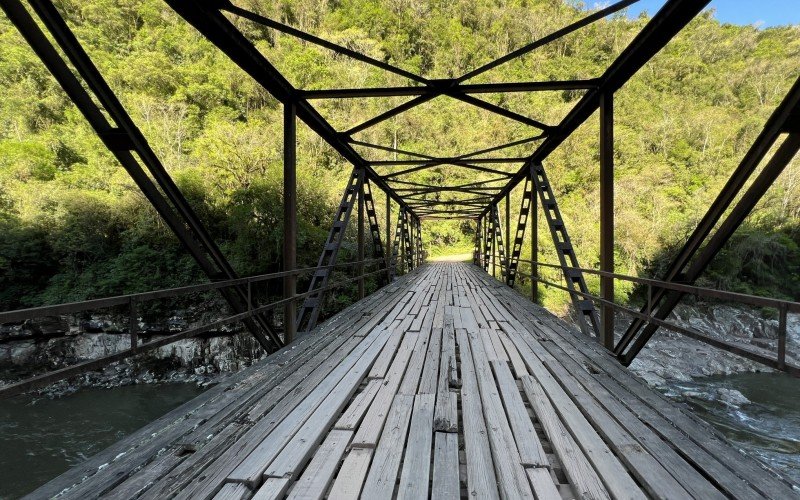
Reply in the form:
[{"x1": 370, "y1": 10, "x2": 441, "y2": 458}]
[{"x1": 1, "y1": 0, "x2": 799, "y2": 312}]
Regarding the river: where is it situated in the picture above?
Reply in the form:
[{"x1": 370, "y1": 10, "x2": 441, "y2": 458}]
[
  {"x1": 662, "y1": 372, "x2": 800, "y2": 486},
  {"x1": 0, "y1": 374, "x2": 797, "y2": 498},
  {"x1": 0, "y1": 383, "x2": 205, "y2": 499}
]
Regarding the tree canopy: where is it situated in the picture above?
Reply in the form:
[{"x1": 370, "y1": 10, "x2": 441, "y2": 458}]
[{"x1": 0, "y1": 0, "x2": 798, "y2": 312}]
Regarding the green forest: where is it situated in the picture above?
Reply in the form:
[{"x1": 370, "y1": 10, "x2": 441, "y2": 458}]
[{"x1": 1, "y1": 0, "x2": 799, "y2": 313}]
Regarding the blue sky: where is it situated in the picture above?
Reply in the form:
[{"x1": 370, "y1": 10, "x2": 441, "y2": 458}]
[{"x1": 620, "y1": 1, "x2": 800, "y2": 28}]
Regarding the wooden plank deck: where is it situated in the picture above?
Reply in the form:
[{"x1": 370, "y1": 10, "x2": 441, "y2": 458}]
[{"x1": 29, "y1": 263, "x2": 798, "y2": 499}]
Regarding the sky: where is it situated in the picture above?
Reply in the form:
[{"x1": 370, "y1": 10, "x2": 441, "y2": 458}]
[{"x1": 621, "y1": 0, "x2": 800, "y2": 28}]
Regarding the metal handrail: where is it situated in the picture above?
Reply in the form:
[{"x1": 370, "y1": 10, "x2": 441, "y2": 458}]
[
  {"x1": 503, "y1": 259, "x2": 798, "y2": 377},
  {"x1": 0, "y1": 258, "x2": 386, "y2": 324},
  {"x1": 515, "y1": 258, "x2": 800, "y2": 313},
  {"x1": 0, "y1": 265, "x2": 391, "y2": 399}
]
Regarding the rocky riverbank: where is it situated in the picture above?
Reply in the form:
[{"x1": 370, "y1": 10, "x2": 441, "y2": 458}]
[
  {"x1": 623, "y1": 303, "x2": 799, "y2": 388},
  {"x1": 0, "y1": 308, "x2": 267, "y2": 398}
]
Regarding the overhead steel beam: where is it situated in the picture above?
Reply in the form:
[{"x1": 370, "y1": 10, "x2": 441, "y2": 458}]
[
  {"x1": 373, "y1": 157, "x2": 527, "y2": 166},
  {"x1": 300, "y1": 79, "x2": 599, "y2": 99},
  {"x1": 482, "y1": 0, "x2": 711, "y2": 217},
  {"x1": 350, "y1": 140, "x2": 438, "y2": 161},
  {"x1": 382, "y1": 162, "x2": 515, "y2": 180},
  {"x1": 448, "y1": 93, "x2": 552, "y2": 130},
  {"x1": 386, "y1": 178, "x2": 509, "y2": 190},
  {"x1": 223, "y1": 3, "x2": 427, "y2": 85},
  {"x1": 457, "y1": 0, "x2": 639, "y2": 82},
  {"x1": 165, "y1": 0, "x2": 416, "y2": 219}
]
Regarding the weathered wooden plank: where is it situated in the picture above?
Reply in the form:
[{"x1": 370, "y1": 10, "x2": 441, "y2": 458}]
[
  {"x1": 397, "y1": 321, "x2": 432, "y2": 395},
  {"x1": 478, "y1": 274, "x2": 762, "y2": 499},
  {"x1": 398, "y1": 394, "x2": 435, "y2": 499},
  {"x1": 228, "y1": 321, "x2": 393, "y2": 488},
  {"x1": 521, "y1": 375, "x2": 610, "y2": 500},
  {"x1": 488, "y1": 328, "x2": 510, "y2": 363},
  {"x1": 251, "y1": 478, "x2": 290, "y2": 500},
  {"x1": 432, "y1": 432, "x2": 460, "y2": 500},
  {"x1": 335, "y1": 378, "x2": 381, "y2": 430},
  {"x1": 496, "y1": 325, "x2": 528, "y2": 377},
  {"x1": 455, "y1": 328, "x2": 500, "y2": 500},
  {"x1": 286, "y1": 429, "x2": 351, "y2": 500},
  {"x1": 434, "y1": 390, "x2": 458, "y2": 432},
  {"x1": 262, "y1": 320, "x2": 398, "y2": 481},
  {"x1": 470, "y1": 273, "x2": 646, "y2": 500},
  {"x1": 418, "y1": 326, "x2": 442, "y2": 394},
  {"x1": 213, "y1": 482, "x2": 251, "y2": 500},
  {"x1": 361, "y1": 394, "x2": 415, "y2": 499},
  {"x1": 490, "y1": 360, "x2": 547, "y2": 467},
  {"x1": 327, "y1": 448, "x2": 372, "y2": 500},
  {"x1": 150, "y1": 279, "x2": 422, "y2": 500},
  {"x1": 440, "y1": 313, "x2": 459, "y2": 391},
  {"x1": 525, "y1": 467, "x2": 561, "y2": 500},
  {"x1": 465, "y1": 323, "x2": 534, "y2": 499},
  {"x1": 352, "y1": 332, "x2": 418, "y2": 448},
  {"x1": 367, "y1": 319, "x2": 404, "y2": 379},
  {"x1": 33, "y1": 275, "x2": 420, "y2": 500}
]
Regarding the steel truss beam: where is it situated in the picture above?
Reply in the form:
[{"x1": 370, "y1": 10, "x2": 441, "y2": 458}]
[
  {"x1": 506, "y1": 172, "x2": 534, "y2": 287},
  {"x1": 401, "y1": 208, "x2": 414, "y2": 271},
  {"x1": 278, "y1": 0, "x2": 634, "y2": 138},
  {"x1": 483, "y1": 214, "x2": 492, "y2": 271},
  {"x1": 474, "y1": 217, "x2": 483, "y2": 266},
  {"x1": 531, "y1": 163, "x2": 600, "y2": 338},
  {"x1": 165, "y1": 0, "x2": 415, "y2": 219},
  {"x1": 373, "y1": 157, "x2": 527, "y2": 166},
  {"x1": 482, "y1": 0, "x2": 711, "y2": 218},
  {"x1": 389, "y1": 209, "x2": 404, "y2": 280},
  {"x1": 300, "y1": 80, "x2": 599, "y2": 99},
  {"x1": 382, "y1": 163, "x2": 515, "y2": 180},
  {"x1": 296, "y1": 168, "x2": 363, "y2": 334},
  {"x1": 616, "y1": 77, "x2": 800, "y2": 364},
  {"x1": 362, "y1": 178, "x2": 389, "y2": 285},
  {"x1": 490, "y1": 206, "x2": 508, "y2": 279},
  {"x1": 4, "y1": 0, "x2": 282, "y2": 351}
]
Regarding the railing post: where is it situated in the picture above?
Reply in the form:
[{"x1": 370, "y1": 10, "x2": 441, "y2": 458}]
[
  {"x1": 283, "y1": 100, "x2": 297, "y2": 343},
  {"x1": 491, "y1": 206, "x2": 497, "y2": 279},
  {"x1": 385, "y1": 191, "x2": 391, "y2": 278},
  {"x1": 778, "y1": 303, "x2": 787, "y2": 370},
  {"x1": 357, "y1": 172, "x2": 365, "y2": 299},
  {"x1": 129, "y1": 297, "x2": 138, "y2": 352},
  {"x1": 505, "y1": 192, "x2": 511, "y2": 284},
  {"x1": 530, "y1": 175, "x2": 538, "y2": 303},
  {"x1": 475, "y1": 217, "x2": 482, "y2": 266},
  {"x1": 600, "y1": 91, "x2": 615, "y2": 349}
]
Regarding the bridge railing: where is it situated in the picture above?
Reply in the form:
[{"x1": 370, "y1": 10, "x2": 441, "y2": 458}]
[
  {"x1": 0, "y1": 257, "x2": 388, "y2": 399},
  {"x1": 508, "y1": 259, "x2": 799, "y2": 377}
]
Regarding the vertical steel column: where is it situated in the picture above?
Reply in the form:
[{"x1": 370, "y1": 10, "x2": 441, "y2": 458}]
[
  {"x1": 505, "y1": 193, "x2": 511, "y2": 284},
  {"x1": 600, "y1": 92, "x2": 614, "y2": 349},
  {"x1": 409, "y1": 214, "x2": 416, "y2": 269},
  {"x1": 385, "y1": 191, "x2": 391, "y2": 274},
  {"x1": 483, "y1": 214, "x2": 491, "y2": 271},
  {"x1": 530, "y1": 173, "x2": 539, "y2": 303},
  {"x1": 357, "y1": 175, "x2": 365, "y2": 299},
  {"x1": 416, "y1": 217, "x2": 423, "y2": 266},
  {"x1": 283, "y1": 101, "x2": 297, "y2": 342},
  {"x1": 475, "y1": 217, "x2": 482, "y2": 265},
  {"x1": 491, "y1": 206, "x2": 497, "y2": 278}
]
